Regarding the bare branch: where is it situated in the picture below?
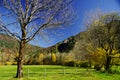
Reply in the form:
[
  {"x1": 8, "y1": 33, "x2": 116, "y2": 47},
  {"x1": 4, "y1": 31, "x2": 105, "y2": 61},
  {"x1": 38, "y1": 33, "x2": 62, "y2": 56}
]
[{"x1": 0, "y1": 22, "x2": 21, "y2": 41}]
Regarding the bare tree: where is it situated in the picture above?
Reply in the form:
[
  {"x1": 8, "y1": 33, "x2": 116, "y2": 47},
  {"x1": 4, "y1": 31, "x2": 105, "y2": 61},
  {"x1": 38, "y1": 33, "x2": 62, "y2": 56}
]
[{"x1": 0, "y1": 0, "x2": 74, "y2": 78}]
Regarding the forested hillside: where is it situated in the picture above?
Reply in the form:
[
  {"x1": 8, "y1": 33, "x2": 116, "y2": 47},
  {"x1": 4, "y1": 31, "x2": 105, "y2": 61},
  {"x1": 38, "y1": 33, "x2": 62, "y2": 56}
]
[
  {"x1": 0, "y1": 33, "x2": 76, "y2": 65},
  {"x1": 0, "y1": 33, "x2": 43, "y2": 65}
]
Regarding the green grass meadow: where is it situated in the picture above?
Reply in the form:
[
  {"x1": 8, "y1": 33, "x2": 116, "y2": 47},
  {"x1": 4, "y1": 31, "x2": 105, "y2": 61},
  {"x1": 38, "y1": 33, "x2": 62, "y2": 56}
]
[{"x1": 0, "y1": 65, "x2": 120, "y2": 80}]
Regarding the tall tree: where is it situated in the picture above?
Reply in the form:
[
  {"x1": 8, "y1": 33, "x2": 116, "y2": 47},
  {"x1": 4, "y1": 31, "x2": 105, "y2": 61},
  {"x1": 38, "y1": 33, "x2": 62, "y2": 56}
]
[
  {"x1": 87, "y1": 13, "x2": 120, "y2": 72},
  {"x1": 0, "y1": 0, "x2": 74, "y2": 78}
]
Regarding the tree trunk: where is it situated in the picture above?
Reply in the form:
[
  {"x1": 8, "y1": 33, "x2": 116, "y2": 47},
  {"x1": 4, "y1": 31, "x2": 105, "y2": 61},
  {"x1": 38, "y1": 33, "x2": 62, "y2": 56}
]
[
  {"x1": 15, "y1": 40, "x2": 26, "y2": 78},
  {"x1": 15, "y1": 27, "x2": 26, "y2": 78},
  {"x1": 105, "y1": 56, "x2": 111, "y2": 72},
  {"x1": 16, "y1": 59, "x2": 23, "y2": 78}
]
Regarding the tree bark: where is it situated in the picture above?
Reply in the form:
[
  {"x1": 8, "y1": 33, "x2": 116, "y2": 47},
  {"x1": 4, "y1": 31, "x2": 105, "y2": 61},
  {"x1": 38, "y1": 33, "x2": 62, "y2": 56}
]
[
  {"x1": 15, "y1": 40, "x2": 26, "y2": 78},
  {"x1": 15, "y1": 26, "x2": 26, "y2": 78},
  {"x1": 105, "y1": 55, "x2": 111, "y2": 72}
]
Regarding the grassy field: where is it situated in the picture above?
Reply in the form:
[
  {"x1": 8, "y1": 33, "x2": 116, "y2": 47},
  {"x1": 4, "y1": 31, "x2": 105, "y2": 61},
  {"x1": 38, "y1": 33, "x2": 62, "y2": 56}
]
[{"x1": 0, "y1": 65, "x2": 120, "y2": 80}]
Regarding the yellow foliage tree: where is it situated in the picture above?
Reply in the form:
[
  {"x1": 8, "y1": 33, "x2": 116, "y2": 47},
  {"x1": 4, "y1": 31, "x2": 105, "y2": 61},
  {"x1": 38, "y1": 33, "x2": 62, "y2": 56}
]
[
  {"x1": 91, "y1": 48, "x2": 106, "y2": 70},
  {"x1": 51, "y1": 53, "x2": 56, "y2": 63},
  {"x1": 91, "y1": 47, "x2": 120, "y2": 70},
  {"x1": 37, "y1": 53, "x2": 44, "y2": 64},
  {"x1": 39, "y1": 53, "x2": 44, "y2": 61}
]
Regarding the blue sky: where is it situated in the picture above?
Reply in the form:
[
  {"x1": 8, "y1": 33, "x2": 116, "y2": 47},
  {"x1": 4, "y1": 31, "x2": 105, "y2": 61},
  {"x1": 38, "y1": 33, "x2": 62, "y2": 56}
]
[
  {"x1": 36, "y1": 0, "x2": 120, "y2": 48},
  {"x1": 1, "y1": 0, "x2": 120, "y2": 48}
]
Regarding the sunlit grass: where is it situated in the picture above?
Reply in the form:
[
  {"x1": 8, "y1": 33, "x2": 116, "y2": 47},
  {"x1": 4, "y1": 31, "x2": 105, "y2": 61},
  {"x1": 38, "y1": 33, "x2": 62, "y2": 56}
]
[{"x1": 0, "y1": 65, "x2": 120, "y2": 80}]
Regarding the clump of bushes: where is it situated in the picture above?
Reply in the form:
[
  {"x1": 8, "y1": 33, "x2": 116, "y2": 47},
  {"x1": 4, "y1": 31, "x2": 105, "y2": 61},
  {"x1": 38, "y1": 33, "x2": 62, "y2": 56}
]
[
  {"x1": 5, "y1": 61, "x2": 17, "y2": 65},
  {"x1": 79, "y1": 61, "x2": 89, "y2": 68},
  {"x1": 64, "y1": 61, "x2": 76, "y2": 67},
  {"x1": 94, "y1": 64, "x2": 102, "y2": 71}
]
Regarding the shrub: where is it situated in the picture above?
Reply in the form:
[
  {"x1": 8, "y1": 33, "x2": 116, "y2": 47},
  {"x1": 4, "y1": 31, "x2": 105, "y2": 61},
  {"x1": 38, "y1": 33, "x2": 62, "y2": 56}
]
[
  {"x1": 5, "y1": 62, "x2": 13, "y2": 65},
  {"x1": 12, "y1": 62, "x2": 17, "y2": 65},
  {"x1": 64, "y1": 61, "x2": 76, "y2": 67},
  {"x1": 43, "y1": 57, "x2": 50, "y2": 65},
  {"x1": 79, "y1": 61, "x2": 89, "y2": 68},
  {"x1": 94, "y1": 64, "x2": 102, "y2": 71}
]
